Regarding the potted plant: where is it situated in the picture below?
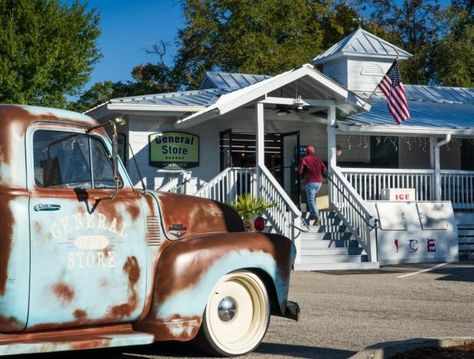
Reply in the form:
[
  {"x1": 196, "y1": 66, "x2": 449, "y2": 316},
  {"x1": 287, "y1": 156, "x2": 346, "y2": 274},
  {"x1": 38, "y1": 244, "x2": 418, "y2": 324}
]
[{"x1": 228, "y1": 194, "x2": 273, "y2": 231}]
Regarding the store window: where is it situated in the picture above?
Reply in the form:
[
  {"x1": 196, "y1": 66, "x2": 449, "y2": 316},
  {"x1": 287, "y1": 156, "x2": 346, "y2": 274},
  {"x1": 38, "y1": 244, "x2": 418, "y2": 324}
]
[{"x1": 370, "y1": 137, "x2": 399, "y2": 168}]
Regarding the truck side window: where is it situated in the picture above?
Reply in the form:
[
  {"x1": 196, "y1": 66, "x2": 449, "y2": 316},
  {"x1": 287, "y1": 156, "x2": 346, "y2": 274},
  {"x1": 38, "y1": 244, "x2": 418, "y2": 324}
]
[{"x1": 33, "y1": 130, "x2": 122, "y2": 189}]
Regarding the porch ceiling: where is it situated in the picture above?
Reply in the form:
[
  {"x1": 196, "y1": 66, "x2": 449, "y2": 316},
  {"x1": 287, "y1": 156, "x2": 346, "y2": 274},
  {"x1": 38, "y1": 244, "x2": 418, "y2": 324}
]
[{"x1": 175, "y1": 64, "x2": 370, "y2": 129}]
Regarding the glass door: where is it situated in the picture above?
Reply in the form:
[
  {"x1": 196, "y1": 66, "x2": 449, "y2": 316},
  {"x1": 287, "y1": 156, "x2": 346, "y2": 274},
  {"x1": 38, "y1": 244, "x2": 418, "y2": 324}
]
[
  {"x1": 219, "y1": 129, "x2": 232, "y2": 171},
  {"x1": 281, "y1": 131, "x2": 300, "y2": 207}
]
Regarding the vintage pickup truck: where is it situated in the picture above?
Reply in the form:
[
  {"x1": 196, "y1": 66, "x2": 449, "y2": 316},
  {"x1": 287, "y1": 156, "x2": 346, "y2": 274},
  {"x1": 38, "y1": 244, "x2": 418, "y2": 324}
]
[{"x1": 0, "y1": 104, "x2": 298, "y2": 356}]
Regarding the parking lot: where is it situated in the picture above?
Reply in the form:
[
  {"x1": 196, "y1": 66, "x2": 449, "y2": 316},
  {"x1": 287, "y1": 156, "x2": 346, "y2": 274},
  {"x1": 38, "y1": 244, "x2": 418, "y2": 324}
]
[{"x1": 17, "y1": 262, "x2": 474, "y2": 359}]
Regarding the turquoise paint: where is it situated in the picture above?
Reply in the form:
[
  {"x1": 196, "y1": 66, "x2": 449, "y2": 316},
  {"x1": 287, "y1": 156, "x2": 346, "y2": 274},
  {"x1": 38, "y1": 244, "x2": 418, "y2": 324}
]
[
  {"x1": 0, "y1": 198, "x2": 30, "y2": 332},
  {"x1": 0, "y1": 163, "x2": 11, "y2": 185},
  {"x1": 156, "y1": 250, "x2": 288, "y2": 320},
  {"x1": 27, "y1": 198, "x2": 148, "y2": 327}
]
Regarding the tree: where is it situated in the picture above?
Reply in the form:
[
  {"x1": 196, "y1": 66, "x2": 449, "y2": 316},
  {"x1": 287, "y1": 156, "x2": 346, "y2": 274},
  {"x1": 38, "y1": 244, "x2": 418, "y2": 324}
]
[
  {"x1": 0, "y1": 0, "x2": 101, "y2": 108},
  {"x1": 361, "y1": 0, "x2": 443, "y2": 85},
  {"x1": 430, "y1": 0, "x2": 474, "y2": 86},
  {"x1": 172, "y1": 0, "x2": 361, "y2": 89}
]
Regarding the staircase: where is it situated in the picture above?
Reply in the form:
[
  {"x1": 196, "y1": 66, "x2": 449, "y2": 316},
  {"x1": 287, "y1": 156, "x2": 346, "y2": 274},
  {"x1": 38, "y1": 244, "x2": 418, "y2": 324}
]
[{"x1": 294, "y1": 210, "x2": 379, "y2": 271}]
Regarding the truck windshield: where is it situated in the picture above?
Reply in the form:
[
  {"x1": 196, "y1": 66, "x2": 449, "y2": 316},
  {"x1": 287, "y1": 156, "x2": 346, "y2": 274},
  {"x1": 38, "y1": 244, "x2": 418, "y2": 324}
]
[{"x1": 33, "y1": 130, "x2": 122, "y2": 189}]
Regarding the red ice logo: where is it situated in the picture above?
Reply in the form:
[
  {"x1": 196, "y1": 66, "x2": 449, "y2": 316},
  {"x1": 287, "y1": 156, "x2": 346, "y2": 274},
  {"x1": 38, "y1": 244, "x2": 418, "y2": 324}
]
[{"x1": 426, "y1": 238, "x2": 436, "y2": 252}]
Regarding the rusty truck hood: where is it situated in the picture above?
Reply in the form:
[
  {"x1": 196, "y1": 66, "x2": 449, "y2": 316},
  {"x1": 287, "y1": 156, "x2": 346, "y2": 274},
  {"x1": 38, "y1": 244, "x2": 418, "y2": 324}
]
[{"x1": 156, "y1": 192, "x2": 245, "y2": 240}]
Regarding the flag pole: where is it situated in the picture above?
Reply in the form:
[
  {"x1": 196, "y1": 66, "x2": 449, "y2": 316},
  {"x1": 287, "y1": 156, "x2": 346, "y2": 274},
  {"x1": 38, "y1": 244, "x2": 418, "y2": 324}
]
[{"x1": 366, "y1": 57, "x2": 398, "y2": 103}]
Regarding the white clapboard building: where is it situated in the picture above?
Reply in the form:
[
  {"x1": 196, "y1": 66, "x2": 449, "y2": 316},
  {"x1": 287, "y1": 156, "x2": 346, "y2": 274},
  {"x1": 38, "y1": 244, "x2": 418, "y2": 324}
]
[{"x1": 87, "y1": 29, "x2": 474, "y2": 270}]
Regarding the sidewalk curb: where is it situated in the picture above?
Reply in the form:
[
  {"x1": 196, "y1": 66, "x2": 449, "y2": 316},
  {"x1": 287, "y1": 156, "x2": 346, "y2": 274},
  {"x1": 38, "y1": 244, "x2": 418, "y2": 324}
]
[{"x1": 349, "y1": 337, "x2": 474, "y2": 359}]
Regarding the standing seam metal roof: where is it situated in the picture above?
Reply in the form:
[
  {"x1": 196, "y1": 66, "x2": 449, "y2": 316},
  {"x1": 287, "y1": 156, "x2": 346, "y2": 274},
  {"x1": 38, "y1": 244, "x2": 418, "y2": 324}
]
[
  {"x1": 109, "y1": 88, "x2": 230, "y2": 107},
  {"x1": 312, "y1": 28, "x2": 412, "y2": 64}
]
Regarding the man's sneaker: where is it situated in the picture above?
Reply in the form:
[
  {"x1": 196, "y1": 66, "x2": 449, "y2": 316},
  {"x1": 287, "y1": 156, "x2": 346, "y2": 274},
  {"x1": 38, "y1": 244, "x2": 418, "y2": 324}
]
[{"x1": 314, "y1": 217, "x2": 321, "y2": 226}]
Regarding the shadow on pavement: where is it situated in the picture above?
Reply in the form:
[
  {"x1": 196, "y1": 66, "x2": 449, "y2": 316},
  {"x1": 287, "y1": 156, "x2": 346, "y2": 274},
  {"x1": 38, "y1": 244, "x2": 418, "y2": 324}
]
[
  {"x1": 256, "y1": 342, "x2": 356, "y2": 359},
  {"x1": 433, "y1": 261, "x2": 474, "y2": 283}
]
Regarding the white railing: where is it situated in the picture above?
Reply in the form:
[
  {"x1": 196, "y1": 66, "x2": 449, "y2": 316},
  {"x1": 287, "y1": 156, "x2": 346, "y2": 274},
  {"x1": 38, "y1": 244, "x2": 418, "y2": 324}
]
[
  {"x1": 341, "y1": 168, "x2": 434, "y2": 201},
  {"x1": 441, "y1": 170, "x2": 474, "y2": 209},
  {"x1": 258, "y1": 165, "x2": 302, "y2": 239},
  {"x1": 194, "y1": 167, "x2": 256, "y2": 203},
  {"x1": 341, "y1": 167, "x2": 474, "y2": 209},
  {"x1": 194, "y1": 166, "x2": 303, "y2": 242},
  {"x1": 329, "y1": 167, "x2": 378, "y2": 262},
  {"x1": 158, "y1": 171, "x2": 192, "y2": 193}
]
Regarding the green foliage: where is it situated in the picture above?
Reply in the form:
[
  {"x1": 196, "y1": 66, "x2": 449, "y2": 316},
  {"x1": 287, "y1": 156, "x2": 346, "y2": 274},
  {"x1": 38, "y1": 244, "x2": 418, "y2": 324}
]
[
  {"x1": 362, "y1": 0, "x2": 474, "y2": 86},
  {"x1": 0, "y1": 0, "x2": 101, "y2": 108},
  {"x1": 430, "y1": 1, "x2": 474, "y2": 86},
  {"x1": 227, "y1": 194, "x2": 273, "y2": 221},
  {"x1": 173, "y1": 0, "x2": 361, "y2": 89}
]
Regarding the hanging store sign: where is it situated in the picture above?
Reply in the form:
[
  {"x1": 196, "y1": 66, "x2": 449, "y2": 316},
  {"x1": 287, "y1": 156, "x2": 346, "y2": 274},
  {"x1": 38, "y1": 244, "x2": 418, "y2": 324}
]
[{"x1": 149, "y1": 131, "x2": 199, "y2": 169}]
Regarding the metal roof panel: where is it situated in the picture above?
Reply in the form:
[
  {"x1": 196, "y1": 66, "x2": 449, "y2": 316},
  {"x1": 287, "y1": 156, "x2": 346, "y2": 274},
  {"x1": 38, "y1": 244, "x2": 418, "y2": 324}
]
[{"x1": 313, "y1": 28, "x2": 412, "y2": 64}]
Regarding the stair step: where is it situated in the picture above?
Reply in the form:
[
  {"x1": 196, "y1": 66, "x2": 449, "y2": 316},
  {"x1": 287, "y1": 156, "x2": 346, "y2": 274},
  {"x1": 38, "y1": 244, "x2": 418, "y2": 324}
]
[
  {"x1": 299, "y1": 254, "x2": 369, "y2": 264},
  {"x1": 301, "y1": 232, "x2": 352, "y2": 241},
  {"x1": 294, "y1": 261, "x2": 380, "y2": 271},
  {"x1": 301, "y1": 248, "x2": 350, "y2": 256},
  {"x1": 300, "y1": 239, "x2": 349, "y2": 249}
]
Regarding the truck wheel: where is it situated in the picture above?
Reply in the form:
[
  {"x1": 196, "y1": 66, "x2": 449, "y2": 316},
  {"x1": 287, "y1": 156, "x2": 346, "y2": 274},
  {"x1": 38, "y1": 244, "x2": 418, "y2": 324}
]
[{"x1": 199, "y1": 271, "x2": 270, "y2": 356}]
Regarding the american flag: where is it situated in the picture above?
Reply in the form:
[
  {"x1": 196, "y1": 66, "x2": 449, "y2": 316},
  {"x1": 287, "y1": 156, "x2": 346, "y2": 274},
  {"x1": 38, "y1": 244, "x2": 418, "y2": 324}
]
[{"x1": 378, "y1": 61, "x2": 410, "y2": 124}]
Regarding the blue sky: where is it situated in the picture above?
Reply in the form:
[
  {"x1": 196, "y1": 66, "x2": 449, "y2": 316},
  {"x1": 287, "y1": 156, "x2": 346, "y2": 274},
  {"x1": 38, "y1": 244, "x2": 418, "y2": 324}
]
[
  {"x1": 79, "y1": 0, "x2": 451, "y2": 93},
  {"x1": 81, "y1": 0, "x2": 182, "y2": 89}
]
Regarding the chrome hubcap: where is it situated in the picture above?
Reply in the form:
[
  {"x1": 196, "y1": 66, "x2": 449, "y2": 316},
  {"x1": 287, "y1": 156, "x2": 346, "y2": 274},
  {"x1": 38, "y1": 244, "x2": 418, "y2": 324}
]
[{"x1": 217, "y1": 296, "x2": 237, "y2": 322}]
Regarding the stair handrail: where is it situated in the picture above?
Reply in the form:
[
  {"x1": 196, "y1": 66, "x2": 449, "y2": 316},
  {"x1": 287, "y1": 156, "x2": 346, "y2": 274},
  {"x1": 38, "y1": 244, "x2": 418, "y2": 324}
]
[
  {"x1": 194, "y1": 167, "x2": 255, "y2": 203},
  {"x1": 328, "y1": 166, "x2": 379, "y2": 262},
  {"x1": 258, "y1": 165, "x2": 303, "y2": 240}
]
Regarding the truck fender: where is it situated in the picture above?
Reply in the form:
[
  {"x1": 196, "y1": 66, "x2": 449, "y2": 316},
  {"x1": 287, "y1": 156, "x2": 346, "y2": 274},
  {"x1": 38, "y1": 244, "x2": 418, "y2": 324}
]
[{"x1": 134, "y1": 231, "x2": 295, "y2": 342}]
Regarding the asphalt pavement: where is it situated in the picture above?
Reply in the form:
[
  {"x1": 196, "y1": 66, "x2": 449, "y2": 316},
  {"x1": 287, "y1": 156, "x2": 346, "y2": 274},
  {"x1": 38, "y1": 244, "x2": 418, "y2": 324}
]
[{"x1": 12, "y1": 261, "x2": 474, "y2": 359}]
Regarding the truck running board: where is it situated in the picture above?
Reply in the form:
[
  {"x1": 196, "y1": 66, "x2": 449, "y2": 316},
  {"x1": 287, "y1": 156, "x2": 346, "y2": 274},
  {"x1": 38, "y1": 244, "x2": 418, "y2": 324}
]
[{"x1": 0, "y1": 324, "x2": 154, "y2": 356}]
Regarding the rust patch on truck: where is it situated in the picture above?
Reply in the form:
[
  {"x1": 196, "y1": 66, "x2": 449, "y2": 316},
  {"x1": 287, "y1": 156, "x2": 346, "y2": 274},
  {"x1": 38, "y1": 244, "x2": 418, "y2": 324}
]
[
  {"x1": 136, "y1": 314, "x2": 202, "y2": 342},
  {"x1": 107, "y1": 256, "x2": 141, "y2": 319},
  {"x1": 52, "y1": 283, "x2": 75, "y2": 304},
  {"x1": 158, "y1": 193, "x2": 244, "y2": 239},
  {"x1": 0, "y1": 198, "x2": 14, "y2": 296},
  {"x1": 0, "y1": 315, "x2": 23, "y2": 332},
  {"x1": 73, "y1": 310, "x2": 88, "y2": 321}
]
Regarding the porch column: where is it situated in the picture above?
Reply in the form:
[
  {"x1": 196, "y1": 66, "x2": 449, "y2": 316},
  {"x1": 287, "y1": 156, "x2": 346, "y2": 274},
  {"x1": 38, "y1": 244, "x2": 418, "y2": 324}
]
[
  {"x1": 256, "y1": 102, "x2": 265, "y2": 193},
  {"x1": 327, "y1": 104, "x2": 337, "y2": 170},
  {"x1": 433, "y1": 135, "x2": 452, "y2": 201}
]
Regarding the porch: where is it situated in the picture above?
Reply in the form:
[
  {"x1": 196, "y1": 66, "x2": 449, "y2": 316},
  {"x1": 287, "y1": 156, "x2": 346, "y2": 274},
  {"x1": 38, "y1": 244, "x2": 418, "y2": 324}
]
[{"x1": 160, "y1": 164, "x2": 474, "y2": 269}]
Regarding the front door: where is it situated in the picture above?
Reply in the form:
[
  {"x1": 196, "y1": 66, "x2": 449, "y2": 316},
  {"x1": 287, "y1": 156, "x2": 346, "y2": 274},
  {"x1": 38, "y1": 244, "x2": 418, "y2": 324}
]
[
  {"x1": 281, "y1": 131, "x2": 300, "y2": 207},
  {"x1": 219, "y1": 129, "x2": 233, "y2": 171},
  {"x1": 27, "y1": 128, "x2": 147, "y2": 329}
]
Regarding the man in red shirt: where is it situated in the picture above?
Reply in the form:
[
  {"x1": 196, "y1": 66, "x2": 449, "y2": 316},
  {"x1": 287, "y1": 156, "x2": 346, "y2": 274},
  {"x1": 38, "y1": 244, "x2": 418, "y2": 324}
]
[{"x1": 298, "y1": 145, "x2": 327, "y2": 225}]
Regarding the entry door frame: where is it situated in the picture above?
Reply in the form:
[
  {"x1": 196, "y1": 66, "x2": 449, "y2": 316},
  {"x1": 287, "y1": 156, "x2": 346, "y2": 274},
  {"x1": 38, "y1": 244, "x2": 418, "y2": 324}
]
[
  {"x1": 281, "y1": 131, "x2": 301, "y2": 207},
  {"x1": 219, "y1": 129, "x2": 233, "y2": 171}
]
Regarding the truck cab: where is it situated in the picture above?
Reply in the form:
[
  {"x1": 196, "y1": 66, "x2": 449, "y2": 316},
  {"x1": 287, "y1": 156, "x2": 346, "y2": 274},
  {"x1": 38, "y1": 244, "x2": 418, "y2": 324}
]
[{"x1": 0, "y1": 104, "x2": 298, "y2": 357}]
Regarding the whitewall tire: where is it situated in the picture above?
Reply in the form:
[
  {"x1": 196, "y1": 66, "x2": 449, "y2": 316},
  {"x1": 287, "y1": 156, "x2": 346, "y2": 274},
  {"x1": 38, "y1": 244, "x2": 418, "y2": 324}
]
[{"x1": 199, "y1": 271, "x2": 270, "y2": 356}]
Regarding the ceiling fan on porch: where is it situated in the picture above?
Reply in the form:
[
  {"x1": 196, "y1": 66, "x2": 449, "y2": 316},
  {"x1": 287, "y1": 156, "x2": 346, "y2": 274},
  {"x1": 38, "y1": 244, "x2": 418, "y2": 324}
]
[
  {"x1": 275, "y1": 98, "x2": 310, "y2": 116},
  {"x1": 275, "y1": 83, "x2": 310, "y2": 116}
]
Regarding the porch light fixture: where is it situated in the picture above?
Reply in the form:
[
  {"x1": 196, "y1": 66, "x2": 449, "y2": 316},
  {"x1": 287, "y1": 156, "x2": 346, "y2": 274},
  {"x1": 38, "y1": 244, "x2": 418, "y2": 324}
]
[{"x1": 293, "y1": 95, "x2": 308, "y2": 111}]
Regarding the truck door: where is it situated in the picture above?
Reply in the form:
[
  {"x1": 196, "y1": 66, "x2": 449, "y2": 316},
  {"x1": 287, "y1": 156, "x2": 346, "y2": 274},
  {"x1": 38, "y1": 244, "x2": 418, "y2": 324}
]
[{"x1": 27, "y1": 127, "x2": 147, "y2": 329}]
